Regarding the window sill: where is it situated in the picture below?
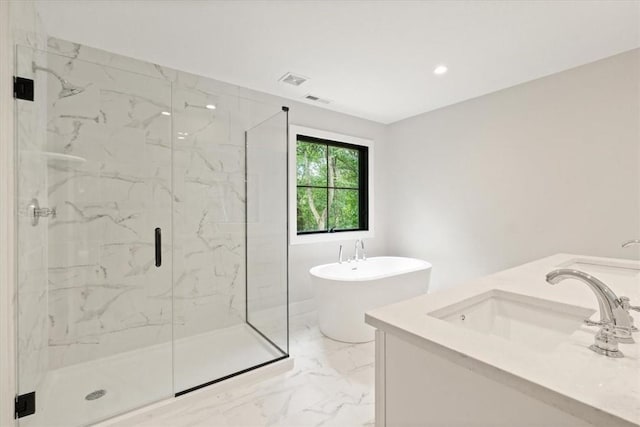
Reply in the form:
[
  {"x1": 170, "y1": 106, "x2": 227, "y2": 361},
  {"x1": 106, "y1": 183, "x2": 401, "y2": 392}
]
[{"x1": 290, "y1": 229, "x2": 374, "y2": 245}]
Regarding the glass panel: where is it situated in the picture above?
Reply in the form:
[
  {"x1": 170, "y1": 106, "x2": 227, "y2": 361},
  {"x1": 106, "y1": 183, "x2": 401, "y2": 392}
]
[
  {"x1": 297, "y1": 187, "x2": 328, "y2": 232},
  {"x1": 170, "y1": 86, "x2": 279, "y2": 393},
  {"x1": 246, "y1": 110, "x2": 289, "y2": 355},
  {"x1": 170, "y1": 84, "x2": 240, "y2": 393},
  {"x1": 329, "y1": 189, "x2": 360, "y2": 230},
  {"x1": 296, "y1": 140, "x2": 327, "y2": 186},
  {"x1": 16, "y1": 47, "x2": 173, "y2": 426},
  {"x1": 328, "y1": 145, "x2": 359, "y2": 189}
]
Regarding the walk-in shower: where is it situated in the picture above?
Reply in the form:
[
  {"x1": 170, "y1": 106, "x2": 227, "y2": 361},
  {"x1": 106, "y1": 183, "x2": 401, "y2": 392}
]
[{"x1": 14, "y1": 42, "x2": 289, "y2": 426}]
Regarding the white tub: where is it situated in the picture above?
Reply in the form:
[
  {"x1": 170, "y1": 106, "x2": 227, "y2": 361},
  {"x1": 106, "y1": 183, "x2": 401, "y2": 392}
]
[{"x1": 310, "y1": 256, "x2": 431, "y2": 343}]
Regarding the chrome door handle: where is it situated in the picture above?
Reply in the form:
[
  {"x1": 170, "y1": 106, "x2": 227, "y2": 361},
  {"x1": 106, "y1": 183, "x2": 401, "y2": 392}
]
[{"x1": 27, "y1": 198, "x2": 56, "y2": 226}]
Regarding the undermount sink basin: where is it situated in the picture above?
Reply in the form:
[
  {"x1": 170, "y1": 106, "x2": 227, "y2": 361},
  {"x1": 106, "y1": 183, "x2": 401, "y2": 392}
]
[
  {"x1": 557, "y1": 258, "x2": 640, "y2": 279},
  {"x1": 428, "y1": 290, "x2": 595, "y2": 352}
]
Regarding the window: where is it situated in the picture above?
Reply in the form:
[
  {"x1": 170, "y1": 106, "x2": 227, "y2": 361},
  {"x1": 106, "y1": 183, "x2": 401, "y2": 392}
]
[
  {"x1": 289, "y1": 125, "x2": 374, "y2": 244},
  {"x1": 296, "y1": 135, "x2": 368, "y2": 233}
]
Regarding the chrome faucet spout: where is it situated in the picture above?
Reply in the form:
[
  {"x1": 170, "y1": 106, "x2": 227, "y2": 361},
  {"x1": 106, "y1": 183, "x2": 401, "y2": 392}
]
[
  {"x1": 546, "y1": 269, "x2": 618, "y2": 324},
  {"x1": 622, "y1": 239, "x2": 640, "y2": 248},
  {"x1": 546, "y1": 268, "x2": 635, "y2": 357}
]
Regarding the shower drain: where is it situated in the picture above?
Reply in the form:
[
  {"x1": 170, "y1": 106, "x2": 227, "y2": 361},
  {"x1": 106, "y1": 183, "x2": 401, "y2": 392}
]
[{"x1": 85, "y1": 389, "x2": 107, "y2": 401}]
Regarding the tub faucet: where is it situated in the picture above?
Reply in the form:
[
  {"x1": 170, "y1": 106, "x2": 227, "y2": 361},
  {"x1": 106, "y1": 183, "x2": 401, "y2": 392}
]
[
  {"x1": 546, "y1": 269, "x2": 636, "y2": 358},
  {"x1": 354, "y1": 239, "x2": 366, "y2": 262},
  {"x1": 622, "y1": 239, "x2": 640, "y2": 248}
]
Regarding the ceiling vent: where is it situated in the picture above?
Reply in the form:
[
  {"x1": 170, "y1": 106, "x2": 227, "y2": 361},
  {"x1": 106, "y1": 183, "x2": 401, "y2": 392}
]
[
  {"x1": 304, "y1": 94, "x2": 331, "y2": 104},
  {"x1": 279, "y1": 72, "x2": 308, "y2": 86}
]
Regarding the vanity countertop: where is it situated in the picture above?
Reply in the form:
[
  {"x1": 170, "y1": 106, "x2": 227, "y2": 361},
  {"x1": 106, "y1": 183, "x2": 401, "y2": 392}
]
[{"x1": 365, "y1": 253, "x2": 640, "y2": 427}]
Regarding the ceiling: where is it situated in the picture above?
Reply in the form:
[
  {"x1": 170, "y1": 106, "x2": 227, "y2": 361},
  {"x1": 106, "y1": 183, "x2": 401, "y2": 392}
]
[{"x1": 35, "y1": 1, "x2": 640, "y2": 124}]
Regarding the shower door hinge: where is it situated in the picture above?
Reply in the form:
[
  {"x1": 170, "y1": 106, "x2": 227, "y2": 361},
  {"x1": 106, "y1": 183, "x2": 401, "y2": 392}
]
[
  {"x1": 13, "y1": 76, "x2": 34, "y2": 101},
  {"x1": 14, "y1": 391, "x2": 36, "y2": 419}
]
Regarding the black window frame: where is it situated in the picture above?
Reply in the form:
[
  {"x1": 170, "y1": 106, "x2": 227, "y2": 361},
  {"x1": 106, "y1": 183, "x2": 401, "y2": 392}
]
[{"x1": 295, "y1": 134, "x2": 369, "y2": 235}]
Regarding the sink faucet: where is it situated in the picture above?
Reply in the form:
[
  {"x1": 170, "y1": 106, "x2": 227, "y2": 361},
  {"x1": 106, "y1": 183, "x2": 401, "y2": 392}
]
[
  {"x1": 622, "y1": 239, "x2": 640, "y2": 248},
  {"x1": 546, "y1": 269, "x2": 636, "y2": 358}
]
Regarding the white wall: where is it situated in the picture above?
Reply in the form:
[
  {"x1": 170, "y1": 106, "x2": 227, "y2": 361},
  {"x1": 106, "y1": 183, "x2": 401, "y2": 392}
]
[
  {"x1": 383, "y1": 49, "x2": 640, "y2": 293},
  {"x1": 251, "y1": 93, "x2": 387, "y2": 311},
  {"x1": 235, "y1": 86, "x2": 387, "y2": 311},
  {"x1": 286, "y1": 108, "x2": 387, "y2": 311}
]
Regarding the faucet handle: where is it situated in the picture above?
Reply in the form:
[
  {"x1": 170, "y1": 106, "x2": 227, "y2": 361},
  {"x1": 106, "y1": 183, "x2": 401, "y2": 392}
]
[
  {"x1": 619, "y1": 296, "x2": 639, "y2": 332},
  {"x1": 621, "y1": 239, "x2": 640, "y2": 248},
  {"x1": 584, "y1": 319, "x2": 606, "y2": 327},
  {"x1": 583, "y1": 317, "x2": 635, "y2": 337},
  {"x1": 619, "y1": 296, "x2": 640, "y2": 312}
]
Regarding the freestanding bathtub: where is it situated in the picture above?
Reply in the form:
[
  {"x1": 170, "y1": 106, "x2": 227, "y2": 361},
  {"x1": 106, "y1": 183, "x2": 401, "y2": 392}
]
[{"x1": 310, "y1": 256, "x2": 431, "y2": 343}]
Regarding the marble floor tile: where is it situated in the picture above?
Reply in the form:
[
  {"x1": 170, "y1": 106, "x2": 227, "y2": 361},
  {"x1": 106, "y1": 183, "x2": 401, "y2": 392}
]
[{"x1": 135, "y1": 312, "x2": 375, "y2": 427}]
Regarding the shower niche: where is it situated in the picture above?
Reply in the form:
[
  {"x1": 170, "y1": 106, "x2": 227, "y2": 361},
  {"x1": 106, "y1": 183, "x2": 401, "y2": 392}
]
[{"x1": 14, "y1": 42, "x2": 289, "y2": 426}]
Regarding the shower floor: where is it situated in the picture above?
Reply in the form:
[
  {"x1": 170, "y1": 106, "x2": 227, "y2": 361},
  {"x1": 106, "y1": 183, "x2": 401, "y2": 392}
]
[{"x1": 21, "y1": 323, "x2": 283, "y2": 427}]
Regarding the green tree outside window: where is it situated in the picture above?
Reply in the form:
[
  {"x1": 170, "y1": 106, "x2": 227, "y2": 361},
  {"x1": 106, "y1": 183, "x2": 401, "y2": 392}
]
[{"x1": 296, "y1": 135, "x2": 367, "y2": 234}]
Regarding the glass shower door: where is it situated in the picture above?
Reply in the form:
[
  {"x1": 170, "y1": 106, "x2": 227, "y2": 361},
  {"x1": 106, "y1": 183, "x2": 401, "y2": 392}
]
[
  {"x1": 246, "y1": 108, "x2": 290, "y2": 356},
  {"x1": 15, "y1": 47, "x2": 173, "y2": 426},
  {"x1": 171, "y1": 87, "x2": 289, "y2": 394}
]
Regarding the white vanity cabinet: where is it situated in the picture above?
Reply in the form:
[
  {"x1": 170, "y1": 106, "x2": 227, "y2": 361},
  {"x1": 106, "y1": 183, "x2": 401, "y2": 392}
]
[
  {"x1": 367, "y1": 254, "x2": 640, "y2": 427},
  {"x1": 374, "y1": 330, "x2": 595, "y2": 427}
]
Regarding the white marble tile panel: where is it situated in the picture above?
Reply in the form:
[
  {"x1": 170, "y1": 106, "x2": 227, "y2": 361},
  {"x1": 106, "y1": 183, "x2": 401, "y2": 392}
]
[
  {"x1": 16, "y1": 38, "x2": 289, "y2": 414},
  {"x1": 120, "y1": 314, "x2": 375, "y2": 427}
]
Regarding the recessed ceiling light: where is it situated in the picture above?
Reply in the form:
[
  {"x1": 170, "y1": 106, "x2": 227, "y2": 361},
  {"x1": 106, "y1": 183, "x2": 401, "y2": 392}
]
[
  {"x1": 433, "y1": 65, "x2": 448, "y2": 75},
  {"x1": 205, "y1": 104, "x2": 216, "y2": 110},
  {"x1": 161, "y1": 111, "x2": 171, "y2": 116}
]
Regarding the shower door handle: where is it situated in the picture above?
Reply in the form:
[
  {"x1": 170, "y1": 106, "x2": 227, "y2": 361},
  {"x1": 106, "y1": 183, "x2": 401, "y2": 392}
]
[{"x1": 155, "y1": 228, "x2": 161, "y2": 267}]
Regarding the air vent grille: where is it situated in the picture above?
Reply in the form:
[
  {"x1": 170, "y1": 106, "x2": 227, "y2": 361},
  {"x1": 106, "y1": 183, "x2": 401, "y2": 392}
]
[
  {"x1": 304, "y1": 94, "x2": 331, "y2": 104},
  {"x1": 279, "y1": 72, "x2": 308, "y2": 86}
]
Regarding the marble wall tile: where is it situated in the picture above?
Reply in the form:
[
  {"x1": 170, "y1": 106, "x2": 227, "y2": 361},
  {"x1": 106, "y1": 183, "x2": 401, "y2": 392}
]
[
  {"x1": 16, "y1": 36, "x2": 286, "y2": 378},
  {"x1": 16, "y1": 45, "x2": 50, "y2": 393},
  {"x1": 10, "y1": 6, "x2": 48, "y2": 409},
  {"x1": 172, "y1": 85, "x2": 247, "y2": 340},
  {"x1": 28, "y1": 48, "x2": 174, "y2": 369},
  {"x1": 246, "y1": 112, "x2": 289, "y2": 351}
]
